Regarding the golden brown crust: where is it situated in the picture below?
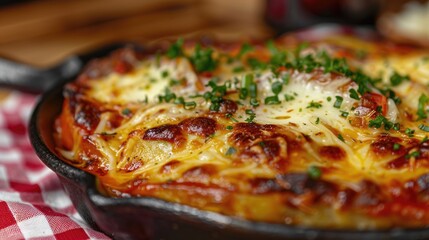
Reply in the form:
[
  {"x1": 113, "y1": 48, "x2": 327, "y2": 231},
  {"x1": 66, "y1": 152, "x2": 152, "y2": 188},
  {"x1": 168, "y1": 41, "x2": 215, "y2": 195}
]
[{"x1": 55, "y1": 35, "x2": 429, "y2": 229}]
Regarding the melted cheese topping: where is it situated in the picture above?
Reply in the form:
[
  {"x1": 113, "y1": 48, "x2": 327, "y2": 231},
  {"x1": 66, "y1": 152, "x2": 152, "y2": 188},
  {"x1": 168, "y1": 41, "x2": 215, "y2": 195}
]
[
  {"x1": 89, "y1": 57, "x2": 198, "y2": 104},
  {"x1": 55, "y1": 36, "x2": 429, "y2": 229}
]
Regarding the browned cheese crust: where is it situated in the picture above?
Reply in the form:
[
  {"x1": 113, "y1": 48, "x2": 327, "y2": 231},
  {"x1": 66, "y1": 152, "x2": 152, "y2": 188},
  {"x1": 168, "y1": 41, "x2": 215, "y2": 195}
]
[{"x1": 54, "y1": 34, "x2": 429, "y2": 229}]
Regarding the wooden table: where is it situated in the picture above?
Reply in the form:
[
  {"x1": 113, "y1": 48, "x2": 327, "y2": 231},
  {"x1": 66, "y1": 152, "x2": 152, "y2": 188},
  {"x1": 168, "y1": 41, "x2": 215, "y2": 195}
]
[{"x1": 0, "y1": 0, "x2": 273, "y2": 67}]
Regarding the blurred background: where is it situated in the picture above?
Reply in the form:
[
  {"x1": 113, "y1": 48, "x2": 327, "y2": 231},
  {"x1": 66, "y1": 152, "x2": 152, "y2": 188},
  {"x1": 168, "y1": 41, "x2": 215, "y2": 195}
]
[
  {"x1": 0, "y1": 0, "x2": 271, "y2": 66},
  {"x1": 0, "y1": 0, "x2": 427, "y2": 67}
]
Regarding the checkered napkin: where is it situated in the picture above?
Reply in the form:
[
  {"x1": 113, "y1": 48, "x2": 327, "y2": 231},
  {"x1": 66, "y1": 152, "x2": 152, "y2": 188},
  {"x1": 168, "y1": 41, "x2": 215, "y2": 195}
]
[{"x1": 0, "y1": 90, "x2": 109, "y2": 240}]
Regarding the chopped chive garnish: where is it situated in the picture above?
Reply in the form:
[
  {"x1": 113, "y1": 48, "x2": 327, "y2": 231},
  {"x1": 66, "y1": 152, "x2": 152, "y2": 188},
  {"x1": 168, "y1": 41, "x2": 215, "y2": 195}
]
[
  {"x1": 169, "y1": 78, "x2": 181, "y2": 86},
  {"x1": 167, "y1": 38, "x2": 184, "y2": 58},
  {"x1": 376, "y1": 106, "x2": 382, "y2": 114},
  {"x1": 419, "y1": 124, "x2": 429, "y2": 132},
  {"x1": 393, "y1": 143, "x2": 401, "y2": 151},
  {"x1": 333, "y1": 96, "x2": 343, "y2": 108},
  {"x1": 121, "y1": 108, "x2": 131, "y2": 115},
  {"x1": 380, "y1": 88, "x2": 401, "y2": 105},
  {"x1": 266, "y1": 40, "x2": 287, "y2": 66},
  {"x1": 161, "y1": 70, "x2": 169, "y2": 78},
  {"x1": 368, "y1": 115, "x2": 395, "y2": 130},
  {"x1": 184, "y1": 101, "x2": 196, "y2": 109},
  {"x1": 284, "y1": 94, "x2": 295, "y2": 101},
  {"x1": 417, "y1": 94, "x2": 429, "y2": 120},
  {"x1": 237, "y1": 43, "x2": 253, "y2": 58},
  {"x1": 368, "y1": 115, "x2": 384, "y2": 128},
  {"x1": 406, "y1": 151, "x2": 420, "y2": 159},
  {"x1": 405, "y1": 128, "x2": 415, "y2": 137},
  {"x1": 393, "y1": 123, "x2": 400, "y2": 131},
  {"x1": 247, "y1": 58, "x2": 267, "y2": 70},
  {"x1": 390, "y1": 71, "x2": 409, "y2": 86},
  {"x1": 338, "y1": 134, "x2": 345, "y2": 142},
  {"x1": 203, "y1": 92, "x2": 212, "y2": 100},
  {"x1": 245, "y1": 109, "x2": 256, "y2": 123},
  {"x1": 173, "y1": 96, "x2": 196, "y2": 110},
  {"x1": 250, "y1": 98, "x2": 260, "y2": 107},
  {"x1": 163, "y1": 40, "x2": 409, "y2": 121},
  {"x1": 282, "y1": 73, "x2": 290, "y2": 85},
  {"x1": 142, "y1": 95, "x2": 148, "y2": 104},
  {"x1": 159, "y1": 88, "x2": 176, "y2": 103},
  {"x1": 265, "y1": 96, "x2": 281, "y2": 105},
  {"x1": 209, "y1": 102, "x2": 221, "y2": 111},
  {"x1": 271, "y1": 81, "x2": 283, "y2": 95},
  {"x1": 249, "y1": 83, "x2": 258, "y2": 98},
  {"x1": 242, "y1": 74, "x2": 253, "y2": 88},
  {"x1": 174, "y1": 96, "x2": 185, "y2": 104},
  {"x1": 349, "y1": 89, "x2": 360, "y2": 100},
  {"x1": 226, "y1": 146, "x2": 237, "y2": 156},
  {"x1": 226, "y1": 113, "x2": 239, "y2": 122},
  {"x1": 239, "y1": 88, "x2": 248, "y2": 100},
  {"x1": 190, "y1": 44, "x2": 217, "y2": 72},
  {"x1": 308, "y1": 165, "x2": 322, "y2": 179},
  {"x1": 307, "y1": 101, "x2": 322, "y2": 109}
]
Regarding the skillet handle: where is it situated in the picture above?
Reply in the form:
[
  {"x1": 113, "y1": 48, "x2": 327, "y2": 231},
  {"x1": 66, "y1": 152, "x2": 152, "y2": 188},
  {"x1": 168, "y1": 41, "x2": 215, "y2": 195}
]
[
  {"x1": 0, "y1": 42, "x2": 137, "y2": 93},
  {"x1": 0, "y1": 56, "x2": 82, "y2": 94}
]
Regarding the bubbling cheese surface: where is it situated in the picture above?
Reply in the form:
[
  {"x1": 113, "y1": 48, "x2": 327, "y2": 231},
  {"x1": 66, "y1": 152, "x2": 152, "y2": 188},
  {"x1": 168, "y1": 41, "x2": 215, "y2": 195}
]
[{"x1": 55, "y1": 36, "x2": 429, "y2": 229}]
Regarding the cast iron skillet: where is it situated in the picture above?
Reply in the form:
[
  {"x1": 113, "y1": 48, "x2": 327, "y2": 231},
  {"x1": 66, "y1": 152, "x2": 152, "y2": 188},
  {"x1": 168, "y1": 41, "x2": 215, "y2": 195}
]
[{"x1": 22, "y1": 43, "x2": 429, "y2": 240}]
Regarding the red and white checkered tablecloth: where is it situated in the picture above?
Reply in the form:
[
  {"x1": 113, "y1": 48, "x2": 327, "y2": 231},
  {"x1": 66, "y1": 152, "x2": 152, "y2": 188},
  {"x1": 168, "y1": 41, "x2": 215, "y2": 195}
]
[{"x1": 0, "y1": 90, "x2": 109, "y2": 240}]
